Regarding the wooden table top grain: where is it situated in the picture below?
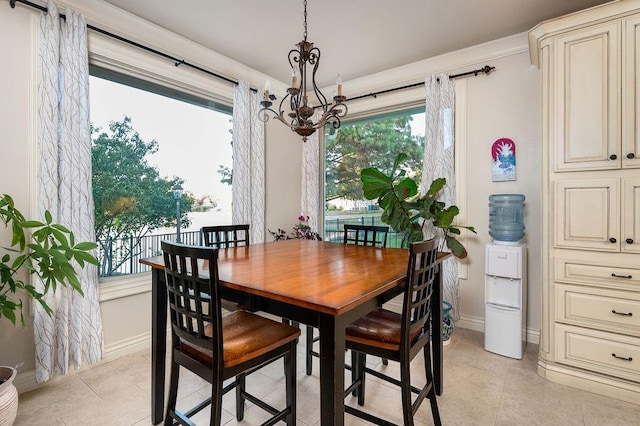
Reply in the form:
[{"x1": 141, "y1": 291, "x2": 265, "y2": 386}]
[{"x1": 141, "y1": 238, "x2": 410, "y2": 315}]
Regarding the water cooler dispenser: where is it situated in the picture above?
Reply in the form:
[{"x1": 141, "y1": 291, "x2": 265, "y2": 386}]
[{"x1": 484, "y1": 194, "x2": 527, "y2": 359}]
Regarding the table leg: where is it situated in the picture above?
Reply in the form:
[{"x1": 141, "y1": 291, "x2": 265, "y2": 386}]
[
  {"x1": 151, "y1": 267, "x2": 167, "y2": 424},
  {"x1": 318, "y1": 314, "x2": 345, "y2": 426},
  {"x1": 432, "y1": 262, "x2": 444, "y2": 395}
]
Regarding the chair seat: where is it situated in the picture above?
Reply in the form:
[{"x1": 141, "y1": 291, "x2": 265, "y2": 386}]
[
  {"x1": 346, "y1": 308, "x2": 421, "y2": 351},
  {"x1": 181, "y1": 310, "x2": 301, "y2": 368}
]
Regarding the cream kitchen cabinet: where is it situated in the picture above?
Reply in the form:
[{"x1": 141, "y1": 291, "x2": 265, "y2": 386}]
[
  {"x1": 530, "y1": 0, "x2": 640, "y2": 404},
  {"x1": 555, "y1": 177, "x2": 639, "y2": 254},
  {"x1": 623, "y1": 15, "x2": 640, "y2": 168},
  {"x1": 552, "y1": 22, "x2": 620, "y2": 171},
  {"x1": 541, "y1": 15, "x2": 640, "y2": 172}
]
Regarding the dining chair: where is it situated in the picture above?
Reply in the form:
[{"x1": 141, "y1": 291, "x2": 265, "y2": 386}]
[
  {"x1": 161, "y1": 241, "x2": 300, "y2": 426},
  {"x1": 344, "y1": 238, "x2": 441, "y2": 426},
  {"x1": 305, "y1": 224, "x2": 390, "y2": 376},
  {"x1": 201, "y1": 224, "x2": 250, "y2": 312},
  {"x1": 202, "y1": 224, "x2": 250, "y2": 248}
]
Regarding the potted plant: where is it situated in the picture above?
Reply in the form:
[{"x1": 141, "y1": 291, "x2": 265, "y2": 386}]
[
  {"x1": 269, "y1": 215, "x2": 322, "y2": 241},
  {"x1": 0, "y1": 194, "x2": 99, "y2": 425},
  {"x1": 360, "y1": 153, "x2": 476, "y2": 258}
]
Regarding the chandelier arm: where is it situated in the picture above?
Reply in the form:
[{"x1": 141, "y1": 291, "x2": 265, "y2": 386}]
[
  {"x1": 259, "y1": 105, "x2": 286, "y2": 124},
  {"x1": 327, "y1": 102, "x2": 348, "y2": 118},
  {"x1": 308, "y1": 47, "x2": 329, "y2": 111}
]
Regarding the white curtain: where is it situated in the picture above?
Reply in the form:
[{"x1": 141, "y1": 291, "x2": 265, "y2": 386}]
[
  {"x1": 232, "y1": 81, "x2": 265, "y2": 243},
  {"x1": 421, "y1": 74, "x2": 460, "y2": 319},
  {"x1": 35, "y1": 0, "x2": 104, "y2": 382},
  {"x1": 301, "y1": 112, "x2": 321, "y2": 233}
]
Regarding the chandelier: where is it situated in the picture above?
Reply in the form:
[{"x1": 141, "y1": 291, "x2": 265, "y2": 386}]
[{"x1": 259, "y1": 0, "x2": 347, "y2": 142}]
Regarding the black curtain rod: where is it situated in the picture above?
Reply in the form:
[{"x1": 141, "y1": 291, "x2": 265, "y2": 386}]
[
  {"x1": 10, "y1": 0, "x2": 495, "y2": 102},
  {"x1": 346, "y1": 65, "x2": 495, "y2": 103},
  {"x1": 9, "y1": 0, "x2": 244, "y2": 89}
]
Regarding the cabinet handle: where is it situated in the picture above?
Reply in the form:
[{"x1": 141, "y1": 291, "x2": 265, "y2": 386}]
[
  {"x1": 609, "y1": 154, "x2": 618, "y2": 160},
  {"x1": 608, "y1": 237, "x2": 617, "y2": 243},
  {"x1": 611, "y1": 309, "x2": 633, "y2": 317},
  {"x1": 611, "y1": 273, "x2": 632, "y2": 279},
  {"x1": 611, "y1": 353, "x2": 633, "y2": 362},
  {"x1": 627, "y1": 153, "x2": 636, "y2": 159},
  {"x1": 626, "y1": 238, "x2": 634, "y2": 244}
]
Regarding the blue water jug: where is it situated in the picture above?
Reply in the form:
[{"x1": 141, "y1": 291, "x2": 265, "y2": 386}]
[{"x1": 488, "y1": 194, "x2": 525, "y2": 242}]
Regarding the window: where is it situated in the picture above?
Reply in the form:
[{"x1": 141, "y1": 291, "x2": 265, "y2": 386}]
[
  {"x1": 323, "y1": 108, "x2": 425, "y2": 246},
  {"x1": 90, "y1": 68, "x2": 233, "y2": 277}
]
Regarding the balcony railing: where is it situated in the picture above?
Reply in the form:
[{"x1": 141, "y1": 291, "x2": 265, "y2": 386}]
[
  {"x1": 97, "y1": 230, "x2": 202, "y2": 277},
  {"x1": 97, "y1": 215, "x2": 404, "y2": 278},
  {"x1": 324, "y1": 215, "x2": 405, "y2": 247}
]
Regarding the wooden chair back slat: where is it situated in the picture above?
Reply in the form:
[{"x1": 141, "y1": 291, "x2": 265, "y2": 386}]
[
  {"x1": 403, "y1": 239, "x2": 438, "y2": 349},
  {"x1": 202, "y1": 224, "x2": 250, "y2": 248},
  {"x1": 343, "y1": 224, "x2": 390, "y2": 247},
  {"x1": 162, "y1": 241, "x2": 221, "y2": 356}
]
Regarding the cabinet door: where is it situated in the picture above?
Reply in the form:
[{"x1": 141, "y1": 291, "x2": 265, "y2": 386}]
[
  {"x1": 623, "y1": 178, "x2": 640, "y2": 253},
  {"x1": 555, "y1": 23, "x2": 620, "y2": 171},
  {"x1": 623, "y1": 16, "x2": 640, "y2": 168},
  {"x1": 555, "y1": 179, "x2": 619, "y2": 251}
]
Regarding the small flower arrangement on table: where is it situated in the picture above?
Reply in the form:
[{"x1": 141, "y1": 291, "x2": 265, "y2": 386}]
[{"x1": 269, "y1": 215, "x2": 322, "y2": 241}]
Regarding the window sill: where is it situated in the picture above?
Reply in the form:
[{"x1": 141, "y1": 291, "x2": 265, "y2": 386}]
[{"x1": 98, "y1": 272, "x2": 152, "y2": 302}]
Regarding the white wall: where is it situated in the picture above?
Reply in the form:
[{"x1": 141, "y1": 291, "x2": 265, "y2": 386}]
[
  {"x1": 0, "y1": 0, "x2": 542, "y2": 390},
  {"x1": 460, "y1": 51, "x2": 542, "y2": 337}
]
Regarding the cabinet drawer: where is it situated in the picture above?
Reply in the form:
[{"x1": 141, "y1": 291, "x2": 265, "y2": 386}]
[
  {"x1": 555, "y1": 324, "x2": 640, "y2": 381},
  {"x1": 556, "y1": 258, "x2": 640, "y2": 291},
  {"x1": 556, "y1": 284, "x2": 640, "y2": 336}
]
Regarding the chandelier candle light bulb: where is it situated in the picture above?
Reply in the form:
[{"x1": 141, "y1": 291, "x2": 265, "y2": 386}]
[
  {"x1": 264, "y1": 80, "x2": 270, "y2": 101},
  {"x1": 336, "y1": 74, "x2": 343, "y2": 97}
]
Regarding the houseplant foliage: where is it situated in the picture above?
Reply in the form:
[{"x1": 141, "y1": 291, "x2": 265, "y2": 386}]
[
  {"x1": 269, "y1": 215, "x2": 322, "y2": 241},
  {"x1": 361, "y1": 153, "x2": 476, "y2": 258},
  {"x1": 0, "y1": 194, "x2": 99, "y2": 327}
]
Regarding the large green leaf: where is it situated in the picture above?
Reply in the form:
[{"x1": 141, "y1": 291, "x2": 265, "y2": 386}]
[
  {"x1": 361, "y1": 167, "x2": 392, "y2": 200},
  {"x1": 395, "y1": 178, "x2": 418, "y2": 201},
  {"x1": 446, "y1": 236, "x2": 468, "y2": 259},
  {"x1": 434, "y1": 205, "x2": 459, "y2": 229},
  {"x1": 427, "y1": 177, "x2": 446, "y2": 196}
]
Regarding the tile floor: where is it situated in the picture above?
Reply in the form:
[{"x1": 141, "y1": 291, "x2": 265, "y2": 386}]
[{"x1": 14, "y1": 327, "x2": 640, "y2": 425}]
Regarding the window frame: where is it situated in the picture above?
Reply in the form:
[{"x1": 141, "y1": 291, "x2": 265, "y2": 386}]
[
  {"x1": 321, "y1": 80, "x2": 469, "y2": 279},
  {"x1": 28, "y1": 9, "x2": 242, "y2": 296}
]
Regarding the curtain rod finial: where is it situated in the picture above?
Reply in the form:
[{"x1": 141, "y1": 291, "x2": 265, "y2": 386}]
[
  {"x1": 10, "y1": 0, "x2": 17, "y2": 9},
  {"x1": 482, "y1": 65, "x2": 495, "y2": 75}
]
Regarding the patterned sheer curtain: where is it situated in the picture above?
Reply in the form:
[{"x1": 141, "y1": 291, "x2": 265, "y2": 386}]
[
  {"x1": 35, "y1": 0, "x2": 104, "y2": 382},
  {"x1": 232, "y1": 81, "x2": 265, "y2": 243},
  {"x1": 301, "y1": 112, "x2": 321, "y2": 233},
  {"x1": 421, "y1": 73, "x2": 460, "y2": 319}
]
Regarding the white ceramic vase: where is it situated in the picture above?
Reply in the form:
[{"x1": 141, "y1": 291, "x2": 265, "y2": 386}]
[{"x1": 0, "y1": 367, "x2": 18, "y2": 426}]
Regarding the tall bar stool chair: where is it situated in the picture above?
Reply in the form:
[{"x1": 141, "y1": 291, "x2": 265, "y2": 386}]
[
  {"x1": 202, "y1": 224, "x2": 250, "y2": 248},
  {"x1": 305, "y1": 224, "x2": 390, "y2": 376},
  {"x1": 344, "y1": 238, "x2": 441, "y2": 426},
  {"x1": 161, "y1": 241, "x2": 300, "y2": 426},
  {"x1": 201, "y1": 224, "x2": 250, "y2": 312}
]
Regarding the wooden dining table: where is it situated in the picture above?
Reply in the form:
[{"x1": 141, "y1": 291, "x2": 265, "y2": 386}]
[{"x1": 140, "y1": 239, "x2": 447, "y2": 425}]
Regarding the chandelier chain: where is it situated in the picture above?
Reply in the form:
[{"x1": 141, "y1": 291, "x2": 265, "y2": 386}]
[{"x1": 303, "y1": 0, "x2": 308, "y2": 41}]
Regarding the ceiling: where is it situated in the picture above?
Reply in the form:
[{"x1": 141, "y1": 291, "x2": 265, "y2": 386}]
[{"x1": 102, "y1": 0, "x2": 613, "y2": 88}]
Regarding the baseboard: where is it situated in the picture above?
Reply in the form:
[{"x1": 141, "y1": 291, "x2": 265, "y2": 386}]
[
  {"x1": 539, "y1": 359, "x2": 640, "y2": 405},
  {"x1": 15, "y1": 331, "x2": 152, "y2": 394},
  {"x1": 456, "y1": 314, "x2": 540, "y2": 345}
]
